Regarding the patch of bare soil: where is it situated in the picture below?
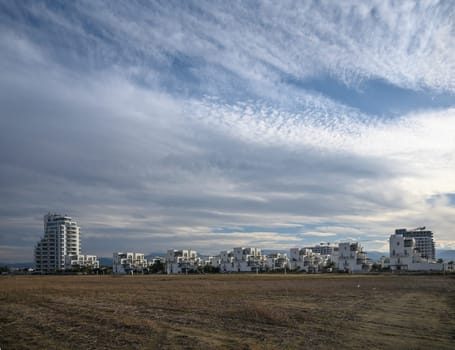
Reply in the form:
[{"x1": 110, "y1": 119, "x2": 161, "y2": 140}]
[{"x1": 1, "y1": 274, "x2": 454, "y2": 349}]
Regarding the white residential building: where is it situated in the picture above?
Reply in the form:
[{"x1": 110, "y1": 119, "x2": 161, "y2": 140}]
[
  {"x1": 219, "y1": 250, "x2": 235, "y2": 273},
  {"x1": 233, "y1": 247, "x2": 264, "y2": 273},
  {"x1": 289, "y1": 248, "x2": 326, "y2": 273},
  {"x1": 218, "y1": 247, "x2": 264, "y2": 273},
  {"x1": 332, "y1": 242, "x2": 370, "y2": 273},
  {"x1": 200, "y1": 255, "x2": 221, "y2": 270},
  {"x1": 35, "y1": 213, "x2": 81, "y2": 273},
  {"x1": 165, "y1": 249, "x2": 200, "y2": 274},
  {"x1": 113, "y1": 252, "x2": 148, "y2": 274},
  {"x1": 264, "y1": 253, "x2": 289, "y2": 271},
  {"x1": 304, "y1": 243, "x2": 336, "y2": 256},
  {"x1": 394, "y1": 227, "x2": 435, "y2": 260},
  {"x1": 148, "y1": 256, "x2": 165, "y2": 267},
  {"x1": 64, "y1": 254, "x2": 99, "y2": 271},
  {"x1": 389, "y1": 233, "x2": 442, "y2": 271}
]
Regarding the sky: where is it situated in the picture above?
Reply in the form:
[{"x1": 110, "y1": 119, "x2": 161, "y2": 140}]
[{"x1": 1, "y1": 0, "x2": 455, "y2": 262}]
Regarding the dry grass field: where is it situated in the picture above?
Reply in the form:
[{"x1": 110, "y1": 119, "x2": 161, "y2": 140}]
[{"x1": 1, "y1": 274, "x2": 454, "y2": 349}]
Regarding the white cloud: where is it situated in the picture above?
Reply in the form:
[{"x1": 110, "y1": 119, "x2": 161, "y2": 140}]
[
  {"x1": 3, "y1": 1, "x2": 454, "y2": 93},
  {"x1": 190, "y1": 98, "x2": 455, "y2": 199},
  {"x1": 303, "y1": 232, "x2": 337, "y2": 237},
  {"x1": 436, "y1": 240, "x2": 455, "y2": 250}
]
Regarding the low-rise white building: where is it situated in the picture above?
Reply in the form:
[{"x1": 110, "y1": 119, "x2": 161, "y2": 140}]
[
  {"x1": 264, "y1": 253, "x2": 289, "y2": 271},
  {"x1": 219, "y1": 250, "x2": 235, "y2": 273},
  {"x1": 218, "y1": 247, "x2": 264, "y2": 273},
  {"x1": 200, "y1": 255, "x2": 220, "y2": 271},
  {"x1": 113, "y1": 252, "x2": 148, "y2": 274},
  {"x1": 64, "y1": 254, "x2": 99, "y2": 271},
  {"x1": 166, "y1": 249, "x2": 200, "y2": 274},
  {"x1": 332, "y1": 242, "x2": 370, "y2": 273},
  {"x1": 389, "y1": 233, "x2": 443, "y2": 271},
  {"x1": 289, "y1": 248, "x2": 327, "y2": 273},
  {"x1": 233, "y1": 247, "x2": 264, "y2": 273}
]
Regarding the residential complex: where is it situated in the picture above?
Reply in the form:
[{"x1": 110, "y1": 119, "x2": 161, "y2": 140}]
[
  {"x1": 34, "y1": 215, "x2": 446, "y2": 274},
  {"x1": 162, "y1": 244, "x2": 366, "y2": 274},
  {"x1": 159, "y1": 231, "x2": 444, "y2": 274}
]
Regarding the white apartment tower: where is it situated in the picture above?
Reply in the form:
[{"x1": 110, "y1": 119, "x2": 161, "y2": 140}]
[
  {"x1": 395, "y1": 227, "x2": 435, "y2": 260},
  {"x1": 35, "y1": 213, "x2": 81, "y2": 273}
]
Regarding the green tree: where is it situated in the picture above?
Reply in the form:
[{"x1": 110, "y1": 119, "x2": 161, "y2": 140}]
[
  {"x1": 148, "y1": 260, "x2": 165, "y2": 274},
  {"x1": 203, "y1": 265, "x2": 220, "y2": 273}
]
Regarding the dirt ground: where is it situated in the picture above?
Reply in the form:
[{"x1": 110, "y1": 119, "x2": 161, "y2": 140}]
[{"x1": 1, "y1": 274, "x2": 454, "y2": 349}]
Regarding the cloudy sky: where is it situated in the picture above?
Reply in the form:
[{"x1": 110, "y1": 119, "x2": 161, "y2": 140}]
[{"x1": 1, "y1": 0, "x2": 455, "y2": 262}]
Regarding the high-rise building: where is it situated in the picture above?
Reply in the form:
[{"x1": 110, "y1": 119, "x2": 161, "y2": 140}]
[
  {"x1": 35, "y1": 213, "x2": 81, "y2": 273},
  {"x1": 394, "y1": 227, "x2": 435, "y2": 260}
]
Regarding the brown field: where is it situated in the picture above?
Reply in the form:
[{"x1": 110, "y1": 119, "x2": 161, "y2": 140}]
[{"x1": 1, "y1": 274, "x2": 454, "y2": 349}]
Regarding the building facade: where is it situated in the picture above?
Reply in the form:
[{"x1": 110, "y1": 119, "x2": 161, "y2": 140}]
[
  {"x1": 332, "y1": 242, "x2": 370, "y2": 273},
  {"x1": 304, "y1": 243, "x2": 336, "y2": 256},
  {"x1": 264, "y1": 253, "x2": 289, "y2": 271},
  {"x1": 389, "y1": 232, "x2": 442, "y2": 271},
  {"x1": 35, "y1": 213, "x2": 81, "y2": 273},
  {"x1": 395, "y1": 227, "x2": 435, "y2": 260},
  {"x1": 232, "y1": 247, "x2": 264, "y2": 273},
  {"x1": 113, "y1": 252, "x2": 148, "y2": 274},
  {"x1": 165, "y1": 249, "x2": 200, "y2": 274},
  {"x1": 64, "y1": 254, "x2": 99, "y2": 271},
  {"x1": 289, "y1": 248, "x2": 328, "y2": 273}
]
